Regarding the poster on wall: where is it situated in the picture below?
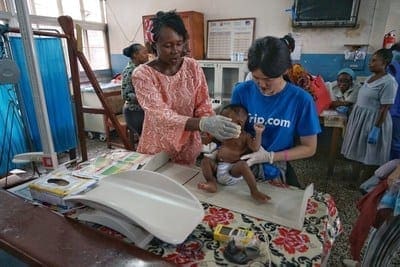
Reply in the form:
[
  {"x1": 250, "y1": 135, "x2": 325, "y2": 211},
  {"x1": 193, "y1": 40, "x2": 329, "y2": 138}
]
[{"x1": 206, "y1": 18, "x2": 255, "y2": 60}]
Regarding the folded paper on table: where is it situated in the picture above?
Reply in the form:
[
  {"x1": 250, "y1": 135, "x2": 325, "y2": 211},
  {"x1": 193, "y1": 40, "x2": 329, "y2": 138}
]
[
  {"x1": 72, "y1": 151, "x2": 168, "y2": 180},
  {"x1": 18, "y1": 151, "x2": 169, "y2": 209},
  {"x1": 183, "y1": 173, "x2": 314, "y2": 230}
]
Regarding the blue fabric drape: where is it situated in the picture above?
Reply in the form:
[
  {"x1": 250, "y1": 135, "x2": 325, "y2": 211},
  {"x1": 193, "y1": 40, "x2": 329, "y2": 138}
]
[
  {"x1": 0, "y1": 84, "x2": 29, "y2": 176},
  {"x1": 9, "y1": 37, "x2": 77, "y2": 153}
]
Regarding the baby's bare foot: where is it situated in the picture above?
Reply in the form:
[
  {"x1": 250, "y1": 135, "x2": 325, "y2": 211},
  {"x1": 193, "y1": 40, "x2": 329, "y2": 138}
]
[
  {"x1": 251, "y1": 191, "x2": 271, "y2": 203},
  {"x1": 197, "y1": 182, "x2": 218, "y2": 193}
]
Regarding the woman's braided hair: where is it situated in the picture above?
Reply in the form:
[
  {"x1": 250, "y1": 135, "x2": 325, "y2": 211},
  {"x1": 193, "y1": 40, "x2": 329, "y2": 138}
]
[{"x1": 151, "y1": 10, "x2": 188, "y2": 43}]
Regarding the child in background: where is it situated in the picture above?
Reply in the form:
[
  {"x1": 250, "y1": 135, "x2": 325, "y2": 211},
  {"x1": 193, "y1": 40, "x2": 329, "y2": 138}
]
[
  {"x1": 325, "y1": 68, "x2": 361, "y2": 112},
  {"x1": 198, "y1": 104, "x2": 271, "y2": 203},
  {"x1": 341, "y1": 48, "x2": 398, "y2": 182}
]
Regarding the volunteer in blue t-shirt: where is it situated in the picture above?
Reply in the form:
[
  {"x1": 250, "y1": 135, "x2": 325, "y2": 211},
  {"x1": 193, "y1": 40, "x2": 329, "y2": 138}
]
[
  {"x1": 232, "y1": 36, "x2": 321, "y2": 187},
  {"x1": 388, "y1": 42, "x2": 400, "y2": 159}
]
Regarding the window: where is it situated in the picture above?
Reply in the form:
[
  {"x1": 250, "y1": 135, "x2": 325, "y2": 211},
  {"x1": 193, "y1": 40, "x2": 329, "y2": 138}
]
[
  {"x1": 31, "y1": 0, "x2": 59, "y2": 17},
  {"x1": 26, "y1": 0, "x2": 108, "y2": 70},
  {"x1": 0, "y1": 0, "x2": 11, "y2": 20},
  {"x1": 0, "y1": 0, "x2": 7, "y2": 11},
  {"x1": 61, "y1": 0, "x2": 81, "y2": 21},
  {"x1": 83, "y1": 0, "x2": 103, "y2": 23},
  {"x1": 84, "y1": 30, "x2": 108, "y2": 70}
]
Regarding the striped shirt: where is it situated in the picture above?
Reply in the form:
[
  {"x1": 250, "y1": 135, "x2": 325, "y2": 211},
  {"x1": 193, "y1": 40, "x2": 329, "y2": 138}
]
[{"x1": 362, "y1": 215, "x2": 400, "y2": 266}]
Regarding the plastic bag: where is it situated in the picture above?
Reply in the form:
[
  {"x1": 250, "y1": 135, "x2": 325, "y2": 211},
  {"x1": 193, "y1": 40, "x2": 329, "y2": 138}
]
[{"x1": 310, "y1": 75, "x2": 331, "y2": 114}]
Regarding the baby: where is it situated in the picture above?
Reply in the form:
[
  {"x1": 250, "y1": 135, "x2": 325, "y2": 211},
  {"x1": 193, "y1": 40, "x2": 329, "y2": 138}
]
[{"x1": 198, "y1": 104, "x2": 270, "y2": 203}]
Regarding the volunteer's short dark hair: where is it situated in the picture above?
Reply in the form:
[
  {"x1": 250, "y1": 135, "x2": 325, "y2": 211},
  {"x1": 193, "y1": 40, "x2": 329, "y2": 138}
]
[
  {"x1": 280, "y1": 34, "x2": 295, "y2": 52},
  {"x1": 122, "y1": 43, "x2": 143, "y2": 58},
  {"x1": 151, "y1": 10, "x2": 188, "y2": 43},
  {"x1": 247, "y1": 36, "x2": 292, "y2": 78},
  {"x1": 374, "y1": 48, "x2": 393, "y2": 67}
]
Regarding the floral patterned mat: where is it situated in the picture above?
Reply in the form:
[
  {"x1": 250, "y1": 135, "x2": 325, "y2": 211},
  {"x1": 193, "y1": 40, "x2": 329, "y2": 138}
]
[{"x1": 83, "y1": 191, "x2": 342, "y2": 266}]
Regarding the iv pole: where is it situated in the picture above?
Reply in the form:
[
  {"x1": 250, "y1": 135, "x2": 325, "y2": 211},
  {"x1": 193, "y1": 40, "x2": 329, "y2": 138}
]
[{"x1": 13, "y1": 0, "x2": 58, "y2": 169}]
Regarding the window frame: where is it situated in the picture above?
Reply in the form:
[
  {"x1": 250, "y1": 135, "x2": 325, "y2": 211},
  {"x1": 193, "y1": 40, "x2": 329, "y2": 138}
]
[
  {"x1": 3, "y1": 0, "x2": 109, "y2": 72},
  {"x1": 0, "y1": 0, "x2": 12, "y2": 20}
]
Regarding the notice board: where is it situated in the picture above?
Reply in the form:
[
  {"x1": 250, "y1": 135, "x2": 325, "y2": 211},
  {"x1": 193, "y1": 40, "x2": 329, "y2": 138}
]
[{"x1": 206, "y1": 18, "x2": 255, "y2": 60}]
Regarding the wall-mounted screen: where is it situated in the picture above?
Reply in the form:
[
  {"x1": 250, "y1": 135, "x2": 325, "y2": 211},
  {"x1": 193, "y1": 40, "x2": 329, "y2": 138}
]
[{"x1": 292, "y1": 0, "x2": 361, "y2": 28}]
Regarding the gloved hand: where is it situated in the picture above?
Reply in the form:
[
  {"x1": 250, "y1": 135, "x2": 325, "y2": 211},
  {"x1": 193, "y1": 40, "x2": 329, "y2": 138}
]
[
  {"x1": 367, "y1": 126, "x2": 380, "y2": 144},
  {"x1": 199, "y1": 115, "x2": 241, "y2": 141},
  {"x1": 240, "y1": 147, "x2": 274, "y2": 166},
  {"x1": 335, "y1": 105, "x2": 349, "y2": 114}
]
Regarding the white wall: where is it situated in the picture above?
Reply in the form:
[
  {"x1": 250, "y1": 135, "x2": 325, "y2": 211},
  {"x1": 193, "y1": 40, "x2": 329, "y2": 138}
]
[
  {"x1": 385, "y1": 0, "x2": 400, "y2": 38},
  {"x1": 106, "y1": 0, "x2": 395, "y2": 55}
]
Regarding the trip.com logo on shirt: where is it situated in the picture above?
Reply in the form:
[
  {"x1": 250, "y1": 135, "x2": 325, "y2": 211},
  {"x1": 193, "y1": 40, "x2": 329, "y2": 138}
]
[{"x1": 249, "y1": 113, "x2": 291, "y2": 128}]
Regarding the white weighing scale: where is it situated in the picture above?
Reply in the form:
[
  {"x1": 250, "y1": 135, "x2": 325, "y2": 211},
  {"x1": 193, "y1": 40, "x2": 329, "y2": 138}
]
[{"x1": 65, "y1": 161, "x2": 204, "y2": 248}]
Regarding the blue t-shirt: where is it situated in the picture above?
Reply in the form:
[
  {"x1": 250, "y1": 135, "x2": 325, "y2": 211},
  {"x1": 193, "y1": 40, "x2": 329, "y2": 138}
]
[
  {"x1": 388, "y1": 61, "x2": 400, "y2": 117},
  {"x1": 231, "y1": 80, "x2": 321, "y2": 176}
]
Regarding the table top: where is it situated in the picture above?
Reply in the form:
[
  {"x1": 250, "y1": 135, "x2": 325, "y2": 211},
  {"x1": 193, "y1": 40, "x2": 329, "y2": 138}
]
[
  {"x1": 0, "y1": 190, "x2": 171, "y2": 267},
  {"x1": 320, "y1": 109, "x2": 347, "y2": 128},
  {"x1": 6, "y1": 150, "x2": 343, "y2": 266}
]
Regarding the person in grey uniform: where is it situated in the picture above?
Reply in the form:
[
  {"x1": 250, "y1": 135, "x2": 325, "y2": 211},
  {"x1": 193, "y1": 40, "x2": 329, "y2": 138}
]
[{"x1": 341, "y1": 48, "x2": 398, "y2": 182}]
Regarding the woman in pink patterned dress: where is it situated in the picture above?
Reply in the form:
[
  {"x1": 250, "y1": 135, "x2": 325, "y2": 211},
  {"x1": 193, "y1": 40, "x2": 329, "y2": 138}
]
[{"x1": 132, "y1": 10, "x2": 240, "y2": 165}]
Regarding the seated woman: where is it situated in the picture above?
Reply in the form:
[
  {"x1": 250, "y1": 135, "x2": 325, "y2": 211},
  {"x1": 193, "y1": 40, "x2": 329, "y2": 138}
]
[
  {"x1": 231, "y1": 36, "x2": 321, "y2": 187},
  {"x1": 325, "y1": 68, "x2": 361, "y2": 111},
  {"x1": 121, "y1": 43, "x2": 149, "y2": 145}
]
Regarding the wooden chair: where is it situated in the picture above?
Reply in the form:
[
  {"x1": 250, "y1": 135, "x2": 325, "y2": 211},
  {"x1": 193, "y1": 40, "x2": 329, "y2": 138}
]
[
  {"x1": 104, "y1": 113, "x2": 131, "y2": 149},
  {"x1": 102, "y1": 91, "x2": 132, "y2": 149}
]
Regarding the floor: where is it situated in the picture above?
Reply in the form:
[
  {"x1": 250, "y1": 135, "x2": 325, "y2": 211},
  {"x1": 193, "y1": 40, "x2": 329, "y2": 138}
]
[{"x1": 6, "y1": 131, "x2": 399, "y2": 266}]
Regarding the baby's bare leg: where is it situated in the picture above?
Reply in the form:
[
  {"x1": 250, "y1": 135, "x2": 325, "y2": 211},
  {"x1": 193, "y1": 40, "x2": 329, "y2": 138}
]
[
  {"x1": 198, "y1": 157, "x2": 218, "y2": 193},
  {"x1": 230, "y1": 161, "x2": 270, "y2": 203}
]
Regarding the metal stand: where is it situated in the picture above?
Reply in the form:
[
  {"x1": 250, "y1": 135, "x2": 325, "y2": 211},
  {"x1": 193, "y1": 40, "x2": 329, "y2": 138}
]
[{"x1": 14, "y1": 0, "x2": 58, "y2": 169}]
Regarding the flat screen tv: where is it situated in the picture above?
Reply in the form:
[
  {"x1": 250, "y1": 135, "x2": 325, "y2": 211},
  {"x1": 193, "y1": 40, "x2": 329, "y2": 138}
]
[{"x1": 292, "y1": 0, "x2": 361, "y2": 27}]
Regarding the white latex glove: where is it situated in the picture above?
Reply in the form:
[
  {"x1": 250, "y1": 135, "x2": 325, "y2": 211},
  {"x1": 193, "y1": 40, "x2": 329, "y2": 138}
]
[
  {"x1": 240, "y1": 146, "x2": 274, "y2": 166},
  {"x1": 199, "y1": 115, "x2": 241, "y2": 140}
]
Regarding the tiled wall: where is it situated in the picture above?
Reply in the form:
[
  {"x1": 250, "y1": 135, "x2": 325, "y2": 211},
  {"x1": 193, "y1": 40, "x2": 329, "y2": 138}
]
[
  {"x1": 111, "y1": 54, "x2": 130, "y2": 76},
  {"x1": 110, "y1": 53, "x2": 373, "y2": 83},
  {"x1": 299, "y1": 54, "x2": 372, "y2": 82}
]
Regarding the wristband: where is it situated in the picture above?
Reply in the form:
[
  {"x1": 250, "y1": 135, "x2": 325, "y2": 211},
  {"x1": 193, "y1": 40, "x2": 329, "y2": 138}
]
[{"x1": 284, "y1": 150, "x2": 289, "y2": 161}]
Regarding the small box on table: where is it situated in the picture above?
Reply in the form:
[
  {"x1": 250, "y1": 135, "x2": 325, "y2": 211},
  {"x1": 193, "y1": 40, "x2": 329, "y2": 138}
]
[{"x1": 29, "y1": 175, "x2": 97, "y2": 208}]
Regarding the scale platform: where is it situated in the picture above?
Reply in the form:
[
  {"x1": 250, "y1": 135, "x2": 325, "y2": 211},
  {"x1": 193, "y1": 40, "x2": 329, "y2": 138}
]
[{"x1": 64, "y1": 170, "x2": 204, "y2": 247}]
